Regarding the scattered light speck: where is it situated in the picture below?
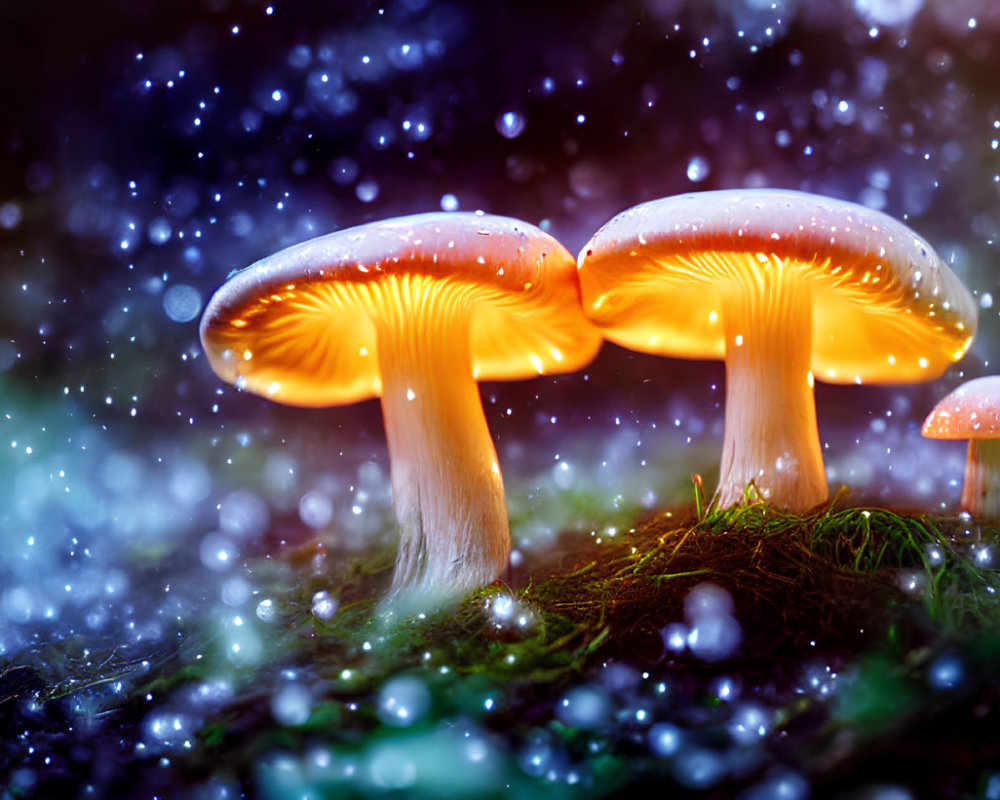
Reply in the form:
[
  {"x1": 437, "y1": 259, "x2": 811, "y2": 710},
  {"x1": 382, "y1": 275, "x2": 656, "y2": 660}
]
[{"x1": 496, "y1": 111, "x2": 526, "y2": 139}]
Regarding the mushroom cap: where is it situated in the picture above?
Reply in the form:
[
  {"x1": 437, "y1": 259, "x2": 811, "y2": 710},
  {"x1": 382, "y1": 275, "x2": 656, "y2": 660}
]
[
  {"x1": 921, "y1": 376, "x2": 1000, "y2": 440},
  {"x1": 577, "y1": 188, "x2": 977, "y2": 384},
  {"x1": 200, "y1": 212, "x2": 600, "y2": 406}
]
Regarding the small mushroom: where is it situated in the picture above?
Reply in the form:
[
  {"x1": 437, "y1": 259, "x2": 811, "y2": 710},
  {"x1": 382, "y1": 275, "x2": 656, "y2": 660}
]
[
  {"x1": 578, "y1": 188, "x2": 977, "y2": 512},
  {"x1": 200, "y1": 212, "x2": 600, "y2": 611},
  {"x1": 922, "y1": 376, "x2": 1000, "y2": 520}
]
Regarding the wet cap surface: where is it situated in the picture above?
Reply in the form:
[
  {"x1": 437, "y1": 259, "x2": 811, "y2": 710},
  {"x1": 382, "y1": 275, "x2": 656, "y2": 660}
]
[
  {"x1": 578, "y1": 188, "x2": 977, "y2": 384},
  {"x1": 922, "y1": 376, "x2": 1000, "y2": 440},
  {"x1": 201, "y1": 212, "x2": 600, "y2": 406}
]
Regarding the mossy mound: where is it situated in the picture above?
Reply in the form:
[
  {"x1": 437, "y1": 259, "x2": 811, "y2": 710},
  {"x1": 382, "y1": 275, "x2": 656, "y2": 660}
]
[
  {"x1": 293, "y1": 494, "x2": 1000, "y2": 685},
  {"x1": 9, "y1": 497, "x2": 1000, "y2": 798}
]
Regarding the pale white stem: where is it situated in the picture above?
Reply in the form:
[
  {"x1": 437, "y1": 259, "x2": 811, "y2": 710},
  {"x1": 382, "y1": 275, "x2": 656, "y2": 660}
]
[
  {"x1": 713, "y1": 265, "x2": 827, "y2": 512},
  {"x1": 376, "y1": 298, "x2": 509, "y2": 613},
  {"x1": 961, "y1": 438, "x2": 1000, "y2": 521}
]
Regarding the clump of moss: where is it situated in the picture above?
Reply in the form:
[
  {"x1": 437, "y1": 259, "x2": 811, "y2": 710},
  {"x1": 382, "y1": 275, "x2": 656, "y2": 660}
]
[
  {"x1": 264, "y1": 490, "x2": 1000, "y2": 695},
  {"x1": 33, "y1": 493, "x2": 1000, "y2": 712},
  {"x1": 515, "y1": 494, "x2": 1000, "y2": 666},
  {"x1": 15, "y1": 494, "x2": 1000, "y2": 798}
]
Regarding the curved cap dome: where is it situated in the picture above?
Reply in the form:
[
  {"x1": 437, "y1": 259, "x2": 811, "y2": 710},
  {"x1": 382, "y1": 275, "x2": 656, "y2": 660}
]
[
  {"x1": 200, "y1": 212, "x2": 600, "y2": 406},
  {"x1": 578, "y1": 188, "x2": 977, "y2": 384},
  {"x1": 922, "y1": 376, "x2": 1000, "y2": 440}
]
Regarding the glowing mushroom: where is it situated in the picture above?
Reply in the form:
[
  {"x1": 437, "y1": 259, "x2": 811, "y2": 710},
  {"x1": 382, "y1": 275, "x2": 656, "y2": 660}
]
[
  {"x1": 578, "y1": 188, "x2": 977, "y2": 512},
  {"x1": 200, "y1": 212, "x2": 600, "y2": 611},
  {"x1": 922, "y1": 376, "x2": 1000, "y2": 520}
]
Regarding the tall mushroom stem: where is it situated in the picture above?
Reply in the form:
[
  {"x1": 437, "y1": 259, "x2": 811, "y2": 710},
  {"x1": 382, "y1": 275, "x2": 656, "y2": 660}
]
[
  {"x1": 961, "y1": 438, "x2": 1000, "y2": 521},
  {"x1": 374, "y1": 281, "x2": 510, "y2": 611},
  {"x1": 713, "y1": 261, "x2": 827, "y2": 512}
]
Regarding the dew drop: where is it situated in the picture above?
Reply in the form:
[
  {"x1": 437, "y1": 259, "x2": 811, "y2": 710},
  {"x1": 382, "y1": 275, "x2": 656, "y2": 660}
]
[
  {"x1": 147, "y1": 217, "x2": 173, "y2": 245},
  {"x1": 928, "y1": 653, "x2": 964, "y2": 691},
  {"x1": 221, "y1": 576, "x2": 252, "y2": 606},
  {"x1": 727, "y1": 703, "x2": 772, "y2": 744},
  {"x1": 199, "y1": 533, "x2": 239, "y2": 572},
  {"x1": 311, "y1": 590, "x2": 339, "y2": 621},
  {"x1": 271, "y1": 683, "x2": 313, "y2": 726},
  {"x1": 684, "y1": 583, "x2": 741, "y2": 662},
  {"x1": 256, "y1": 598, "x2": 276, "y2": 622},
  {"x1": 356, "y1": 178, "x2": 380, "y2": 203},
  {"x1": 365, "y1": 118, "x2": 396, "y2": 150},
  {"x1": 163, "y1": 284, "x2": 202, "y2": 323},
  {"x1": 219, "y1": 489, "x2": 270, "y2": 539},
  {"x1": 648, "y1": 722, "x2": 684, "y2": 757},
  {"x1": 0, "y1": 201, "x2": 22, "y2": 229},
  {"x1": 686, "y1": 156, "x2": 710, "y2": 183},
  {"x1": 376, "y1": 675, "x2": 431, "y2": 727},
  {"x1": 496, "y1": 110, "x2": 526, "y2": 139},
  {"x1": 671, "y1": 746, "x2": 727, "y2": 790},
  {"x1": 299, "y1": 489, "x2": 334, "y2": 529},
  {"x1": 555, "y1": 685, "x2": 611, "y2": 731}
]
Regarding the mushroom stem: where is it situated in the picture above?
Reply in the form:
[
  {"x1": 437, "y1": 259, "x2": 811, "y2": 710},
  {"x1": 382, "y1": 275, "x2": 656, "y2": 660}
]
[
  {"x1": 714, "y1": 261, "x2": 827, "y2": 512},
  {"x1": 961, "y1": 438, "x2": 1000, "y2": 521},
  {"x1": 375, "y1": 287, "x2": 510, "y2": 609}
]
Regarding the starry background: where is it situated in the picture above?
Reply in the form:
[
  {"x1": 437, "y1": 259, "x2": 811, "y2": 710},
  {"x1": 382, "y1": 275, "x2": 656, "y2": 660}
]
[{"x1": 0, "y1": 0, "x2": 999, "y2": 789}]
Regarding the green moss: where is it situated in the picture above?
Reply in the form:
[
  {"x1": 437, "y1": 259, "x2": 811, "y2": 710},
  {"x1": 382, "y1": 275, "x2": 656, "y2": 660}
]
[
  {"x1": 260, "y1": 495, "x2": 1000, "y2": 700},
  {"x1": 20, "y1": 495, "x2": 1000, "y2": 798},
  {"x1": 199, "y1": 723, "x2": 227, "y2": 748},
  {"x1": 833, "y1": 651, "x2": 924, "y2": 729},
  {"x1": 32, "y1": 495, "x2": 1000, "y2": 718}
]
